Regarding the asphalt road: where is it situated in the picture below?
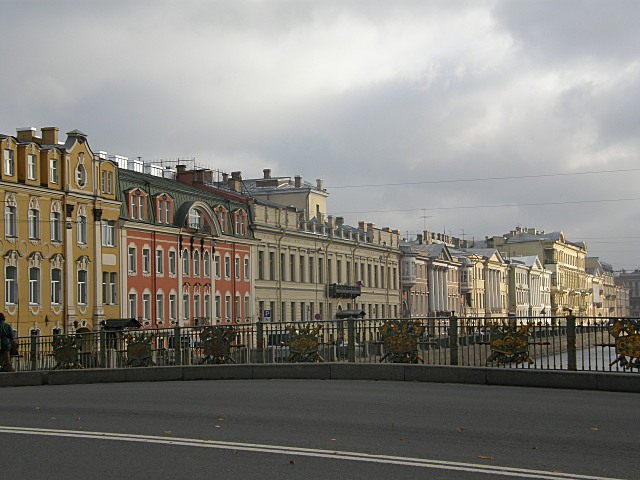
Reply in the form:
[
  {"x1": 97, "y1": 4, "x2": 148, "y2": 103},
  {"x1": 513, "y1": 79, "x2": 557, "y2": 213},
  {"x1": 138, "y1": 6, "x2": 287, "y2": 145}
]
[{"x1": 0, "y1": 379, "x2": 636, "y2": 479}]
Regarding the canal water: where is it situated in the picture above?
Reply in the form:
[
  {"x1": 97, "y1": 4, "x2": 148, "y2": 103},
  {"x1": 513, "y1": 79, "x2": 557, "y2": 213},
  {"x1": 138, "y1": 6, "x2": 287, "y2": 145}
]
[{"x1": 533, "y1": 345, "x2": 623, "y2": 372}]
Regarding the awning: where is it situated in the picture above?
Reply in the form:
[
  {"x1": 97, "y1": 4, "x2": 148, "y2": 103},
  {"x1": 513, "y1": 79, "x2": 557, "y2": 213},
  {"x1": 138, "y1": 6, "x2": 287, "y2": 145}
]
[{"x1": 102, "y1": 318, "x2": 142, "y2": 330}]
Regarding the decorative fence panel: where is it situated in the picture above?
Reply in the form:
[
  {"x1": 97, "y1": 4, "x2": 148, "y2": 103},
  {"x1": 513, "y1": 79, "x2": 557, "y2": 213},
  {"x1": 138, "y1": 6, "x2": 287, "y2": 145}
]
[{"x1": 8, "y1": 314, "x2": 638, "y2": 374}]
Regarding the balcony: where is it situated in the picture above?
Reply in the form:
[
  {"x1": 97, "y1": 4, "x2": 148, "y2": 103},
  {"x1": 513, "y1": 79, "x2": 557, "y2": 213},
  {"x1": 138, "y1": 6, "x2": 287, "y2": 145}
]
[{"x1": 328, "y1": 283, "x2": 362, "y2": 299}]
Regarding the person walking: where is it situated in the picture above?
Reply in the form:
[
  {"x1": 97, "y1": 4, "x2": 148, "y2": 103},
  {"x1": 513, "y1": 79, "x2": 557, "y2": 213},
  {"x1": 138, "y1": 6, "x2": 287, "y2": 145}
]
[{"x1": 0, "y1": 313, "x2": 14, "y2": 372}]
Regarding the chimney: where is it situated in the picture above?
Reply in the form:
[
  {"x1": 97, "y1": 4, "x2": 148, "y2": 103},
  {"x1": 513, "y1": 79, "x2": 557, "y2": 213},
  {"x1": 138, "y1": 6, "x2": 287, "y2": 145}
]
[
  {"x1": 222, "y1": 172, "x2": 229, "y2": 183},
  {"x1": 359, "y1": 221, "x2": 366, "y2": 231},
  {"x1": 263, "y1": 168, "x2": 271, "y2": 179},
  {"x1": 176, "y1": 165, "x2": 187, "y2": 173},
  {"x1": 41, "y1": 127, "x2": 59, "y2": 145},
  {"x1": 230, "y1": 171, "x2": 243, "y2": 193},
  {"x1": 367, "y1": 222, "x2": 375, "y2": 231},
  {"x1": 316, "y1": 178, "x2": 324, "y2": 190},
  {"x1": 16, "y1": 127, "x2": 37, "y2": 142},
  {"x1": 336, "y1": 216, "x2": 344, "y2": 226},
  {"x1": 295, "y1": 175, "x2": 302, "y2": 188},
  {"x1": 417, "y1": 234, "x2": 423, "y2": 244}
]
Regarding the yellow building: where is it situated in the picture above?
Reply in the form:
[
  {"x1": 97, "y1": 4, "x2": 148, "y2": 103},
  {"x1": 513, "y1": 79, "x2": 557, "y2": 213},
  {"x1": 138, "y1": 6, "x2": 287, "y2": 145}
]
[{"x1": 0, "y1": 127, "x2": 120, "y2": 337}]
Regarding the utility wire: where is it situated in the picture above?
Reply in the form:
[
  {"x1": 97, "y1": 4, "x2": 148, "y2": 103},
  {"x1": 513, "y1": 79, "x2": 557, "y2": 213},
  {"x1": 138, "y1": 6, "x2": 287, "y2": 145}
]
[
  {"x1": 336, "y1": 197, "x2": 640, "y2": 214},
  {"x1": 328, "y1": 167, "x2": 640, "y2": 189}
]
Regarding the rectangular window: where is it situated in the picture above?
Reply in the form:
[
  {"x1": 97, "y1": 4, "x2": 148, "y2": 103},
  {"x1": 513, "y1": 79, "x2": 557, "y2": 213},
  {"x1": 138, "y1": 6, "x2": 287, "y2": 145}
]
[
  {"x1": 244, "y1": 297, "x2": 250, "y2": 321},
  {"x1": 235, "y1": 257, "x2": 240, "y2": 280},
  {"x1": 101, "y1": 171, "x2": 113, "y2": 194},
  {"x1": 290, "y1": 254, "x2": 296, "y2": 282},
  {"x1": 4, "y1": 149, "x2": 14, "y2": 176},
  {"x1": 128, "y1": 247, "x2": 137, "y2": 273},
  {"x1": 214, "y1": 254, "x2": 221, "y2": 278},
  {"x1": 193, "y1": 294, "x2": 201, "y2": 321},
  {"x1": 215, "y1": 294, "x2": 221, "y2": 319},
  {"x1": 101, "y1": 220, "x2": 116, "y2": 247},
  {"x1": 168, "y1": 250, "x2": 176, "y2": 275},
  {"x1": 183, "y1": 294, "x2": 190, "y2": 320},
  {"x1": 28, "y1": 209, "x2": 40, "y2": 240},
  {"x1": 5, "y1": 266, "x2": 17, "y2": 304},
  {"x1": 28, "y1": 154, "x2": 37, "y2": 180},
  {"x1": 51, "y1": 269, "x2": 62, "y2": 305},
  {"x1": 5, "y1": 206, "x2": 17, "y2": 237},
  {"x1": 269, "y1": 252, "x2": 275, "y2": 280},
  {"x1": 156, "y1": 249, "x2": 164, "y2": 274},
  {"x1": 50, "y1": 157, "x2": 59, "y2": 184},
  {"x1": 102, "y1": 272, "x2": 108, "y2": 305},
  {"x1": 235, "y1": 295, "x2": 241, "y2": 320},
  {"x1": 29, "y1": 267, "x2": 40, "y2": 305},
  {"x1": 224, "y1": 256, "x2": 231, "y2": 279},
  {"x1": 51, "y1": 212, "x2": 62, "y2": 242},
  {"x1": 257, "y1": 251, "x2": 264, "y2": 280},
  {"x1": 169, "y1": 294, "x2": 176, "y2": 320},
  {"x1": 300, "y1": 256, "x2": 305, "y2": 283},
  {"x1": 204, "y1": 294, "x2": 211, "y2": 321},
  {"x1": 143, "y1": 293, "x2": 151, "y2": 320},
  {"x1": 318, "y1": 258, "x2": 324, "y2": 283},
  {"x1": 110, "y1": 273, "x2": 117, "y2": 304},
  {"x1": 142, "y1": 248, "x2": 151, "y2": 274},
  {"x1": 77, "y1": 216, "x2": 87, "y2": 245},
  {"x1": 77, "y1": 270, "x2": 87, "y2": 305},
  {"x1": 225, "y1": 295, "x2": 231, "y2": 320},
  {"x1": 244, "y1": 258, "x2": 250, "y2": 280},
  {"x1": 128, "y1": 293, "x2": 137, "y2": 319},
  {"x1": 156, "y1": 293, "x2": 164, "y2": 320}
]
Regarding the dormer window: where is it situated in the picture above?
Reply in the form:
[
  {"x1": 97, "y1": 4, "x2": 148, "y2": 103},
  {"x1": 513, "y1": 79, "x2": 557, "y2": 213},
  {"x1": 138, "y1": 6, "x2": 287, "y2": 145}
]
[
  {"x1": 156, "y1": 194, "x2": 172, "y2": 224},
  {"x1": 129, "y1": 189, "x2": 146, "y2": 220},
  {"x1": 4, "y1": 148, "x2": 15, "y2": 176}
]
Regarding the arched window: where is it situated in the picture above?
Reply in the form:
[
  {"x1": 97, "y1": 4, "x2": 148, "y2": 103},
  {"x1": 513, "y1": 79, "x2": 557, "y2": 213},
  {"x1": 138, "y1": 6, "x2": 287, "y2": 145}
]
[
  {"x1": 193, "y1": 250, "x2": 201, "y2": 277},
  {"x1": 182, "y1": 249, "x2": 190, "y2": 276},
  {"x1": 203, "y1": 250, "x2": 211, "y2": 277}
]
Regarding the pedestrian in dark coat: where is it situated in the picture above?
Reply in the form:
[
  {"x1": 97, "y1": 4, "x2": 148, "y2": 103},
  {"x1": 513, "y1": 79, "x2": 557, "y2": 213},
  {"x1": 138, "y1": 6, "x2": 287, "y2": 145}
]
[{"x1": 0, "y1": 313, "x2": 14, "y2": 372}]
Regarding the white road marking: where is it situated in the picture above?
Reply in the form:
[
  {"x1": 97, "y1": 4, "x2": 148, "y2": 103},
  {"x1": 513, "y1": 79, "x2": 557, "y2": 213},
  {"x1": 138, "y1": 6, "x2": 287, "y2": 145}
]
[{"x1": 0, "y1": 426, "x2": 625, "y2": 480}]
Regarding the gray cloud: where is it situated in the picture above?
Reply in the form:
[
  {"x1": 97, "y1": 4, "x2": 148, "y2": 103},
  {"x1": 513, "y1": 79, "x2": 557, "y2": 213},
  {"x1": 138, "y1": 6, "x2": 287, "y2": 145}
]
[{"x1": 2, "y1": 0, "x2": 639, "y2": 268}]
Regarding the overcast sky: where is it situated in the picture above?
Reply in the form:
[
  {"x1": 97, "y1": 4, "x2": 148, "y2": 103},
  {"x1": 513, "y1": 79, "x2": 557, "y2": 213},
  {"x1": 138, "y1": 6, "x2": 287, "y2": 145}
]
[{"x1": 2, "y1": 0, "x2": 639, "y2": 270}]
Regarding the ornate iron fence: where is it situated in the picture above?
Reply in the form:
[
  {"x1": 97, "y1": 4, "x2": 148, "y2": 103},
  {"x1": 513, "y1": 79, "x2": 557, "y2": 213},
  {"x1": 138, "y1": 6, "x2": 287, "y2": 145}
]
[{"x1": 7, "y1": 314, "x2": 637, "y2": 374}]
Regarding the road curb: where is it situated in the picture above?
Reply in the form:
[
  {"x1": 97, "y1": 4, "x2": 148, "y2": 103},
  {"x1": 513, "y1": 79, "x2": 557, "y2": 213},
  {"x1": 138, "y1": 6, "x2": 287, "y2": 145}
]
[{"x1": 1, "y1": 364, "x2": 638, "y2": 392}]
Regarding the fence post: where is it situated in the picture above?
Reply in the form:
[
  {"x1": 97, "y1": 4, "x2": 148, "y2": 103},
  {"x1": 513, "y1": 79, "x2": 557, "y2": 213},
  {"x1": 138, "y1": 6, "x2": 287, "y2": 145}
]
[
  {"x1": 566, "y1": 310, "x2": 577, "y2": 371},
  {"x1": 99, "y1": 328, "x2": 106, "y2": 369},
  {"x1": 449, "y1": 312, "x2": 458, "y2": 366},
  {"x1": 256, "y1": 320, "x2": 264, "y2": 364},
  {"x1": 30, "y1": 333, "x2": 37, "y2": 371},
  {"x1": 174, "y1": 325, "x2": 182, "y2": 366},
  {"x1": 347, "y1": 317, "x2": 356, "y2": 363}
]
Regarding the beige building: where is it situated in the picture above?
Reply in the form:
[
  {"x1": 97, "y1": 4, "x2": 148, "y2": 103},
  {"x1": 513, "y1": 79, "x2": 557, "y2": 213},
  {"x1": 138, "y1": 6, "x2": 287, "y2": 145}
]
[
  {"x1": 400, "y1": 237, "x2": 461, "y2": 317},
  {"x1": 486, "y1": 228, "x2": 590, "y2": 317},
  {"x1": 451, "y1": 248, "x2": 509, "y2": 318},
  {"x1": 507, "y1": 256, "x2": 551, "y2": 319},
  {"x1": 246, "y1": 171, "x2": 402, "y2": 323}
]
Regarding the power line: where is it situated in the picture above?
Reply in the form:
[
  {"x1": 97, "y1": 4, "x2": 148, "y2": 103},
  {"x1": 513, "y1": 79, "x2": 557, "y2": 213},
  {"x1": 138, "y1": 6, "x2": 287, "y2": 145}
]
[
  {"x1": 328, "y1": 167, "x2": 640, "y2": 189},
  {"x1": 335, "y1": 196, "x2": 640, "y2": 215}
]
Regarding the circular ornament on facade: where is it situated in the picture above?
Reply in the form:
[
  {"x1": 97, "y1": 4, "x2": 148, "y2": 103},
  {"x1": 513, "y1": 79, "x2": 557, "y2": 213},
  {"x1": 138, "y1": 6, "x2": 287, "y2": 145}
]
[
  {"x1": 42, "y1": 243, "x2": 51, "y2": 258},
  {"x1": 18, "y1": 240, "x2": 28, "y2": 256},
  {"x1": 75, "y1": 164, "x2": 87, "y2": 188}
]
